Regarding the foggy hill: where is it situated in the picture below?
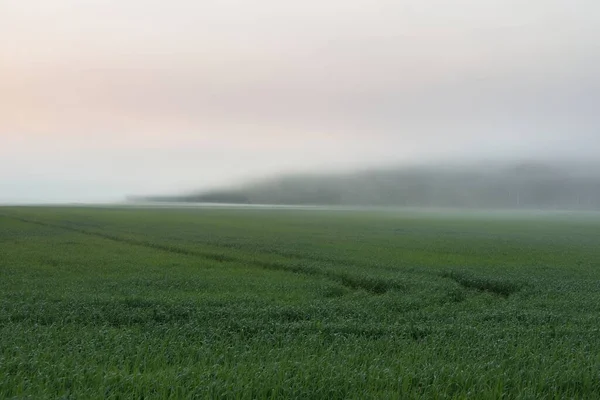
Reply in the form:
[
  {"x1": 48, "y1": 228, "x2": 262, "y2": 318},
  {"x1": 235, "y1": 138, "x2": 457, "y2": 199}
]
[{"x1": 140, "y1": 162, "x2": 600, "y2": 210}]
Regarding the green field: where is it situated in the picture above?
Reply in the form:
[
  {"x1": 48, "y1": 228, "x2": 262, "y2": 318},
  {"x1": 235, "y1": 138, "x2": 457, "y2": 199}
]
[{"x1": 1, "y1": 206, "x2": 600, "y2": 399}]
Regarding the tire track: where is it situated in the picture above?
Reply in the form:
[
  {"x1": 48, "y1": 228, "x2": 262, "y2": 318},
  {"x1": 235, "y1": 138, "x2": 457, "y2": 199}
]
[{"x1": 0, "y1": 213, "x2": 404, "y2": 294}]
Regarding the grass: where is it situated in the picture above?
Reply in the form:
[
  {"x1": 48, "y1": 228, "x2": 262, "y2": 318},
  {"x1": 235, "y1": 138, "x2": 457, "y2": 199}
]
[{"x1": 1, "y1": 206, "x2": 600, "y2": 399}]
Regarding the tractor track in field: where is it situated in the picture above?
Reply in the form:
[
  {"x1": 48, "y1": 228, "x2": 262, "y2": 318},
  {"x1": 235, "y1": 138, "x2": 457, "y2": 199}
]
[{"x1": 0, "y1": 213, "x2": 404, "y2": 294}]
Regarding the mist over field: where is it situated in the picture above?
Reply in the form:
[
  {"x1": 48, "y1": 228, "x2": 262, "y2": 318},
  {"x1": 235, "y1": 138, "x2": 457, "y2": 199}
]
[{"x1": 137, "y1": 160, "x2": 600, "y2": 210}]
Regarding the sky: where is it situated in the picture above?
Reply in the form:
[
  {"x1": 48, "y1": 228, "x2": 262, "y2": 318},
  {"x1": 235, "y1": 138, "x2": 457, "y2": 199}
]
[{"x1": 1, "y1": 0, "x2": 599, "y2": 202}]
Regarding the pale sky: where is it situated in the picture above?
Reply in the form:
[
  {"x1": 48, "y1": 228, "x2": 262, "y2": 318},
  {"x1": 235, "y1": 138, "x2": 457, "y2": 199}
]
[{"x1": 1, "y1": 0, "x2": 599, "y2": 202}]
